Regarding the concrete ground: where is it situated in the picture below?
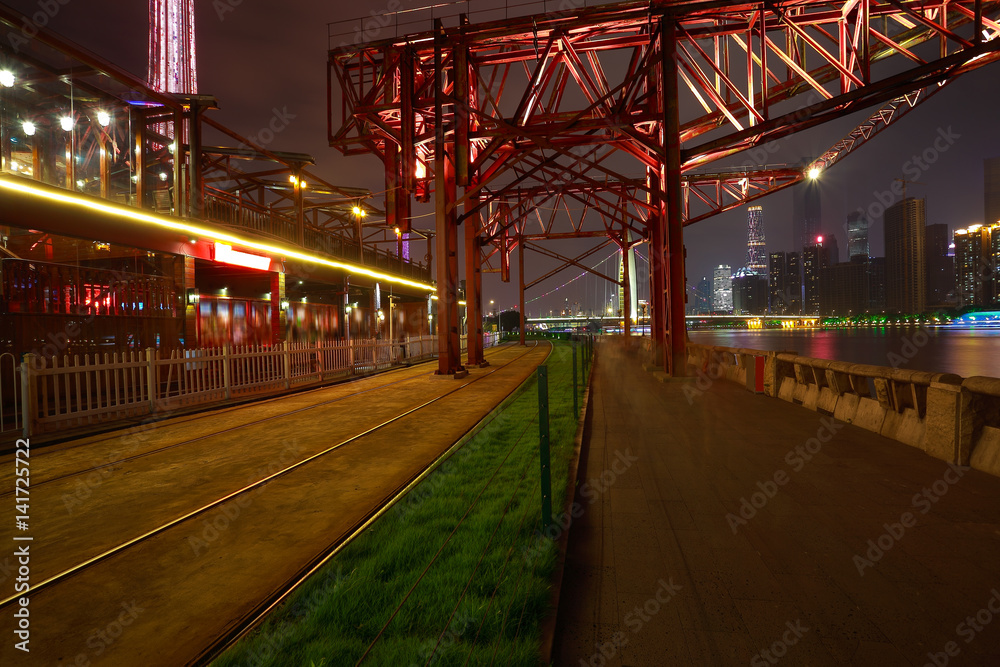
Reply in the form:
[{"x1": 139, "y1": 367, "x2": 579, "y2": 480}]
[
  {"x1": 0, "y1": 342, "x2": 548, "y2": 666},
  {"x1": 553, "y1": 339, "x2": 1000, "y2": 666}
]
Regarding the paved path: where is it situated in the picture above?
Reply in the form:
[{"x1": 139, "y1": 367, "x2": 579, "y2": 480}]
[
  {"x1": 553, "y1": 339, "x2": 1000, "y2": 666},
  {"x1": 0, "y1": 343, "x2": 548, "y2": 666}
]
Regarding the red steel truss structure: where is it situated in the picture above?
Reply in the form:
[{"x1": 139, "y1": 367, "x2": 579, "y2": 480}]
[{"x1": 329, "y1": 0, "x2": 1000, "y2": 376}]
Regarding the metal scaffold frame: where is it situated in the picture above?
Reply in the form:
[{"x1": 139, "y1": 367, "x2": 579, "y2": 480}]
[{"x1": 329, "y1": 0, "x2": 1000, "y2": 375}]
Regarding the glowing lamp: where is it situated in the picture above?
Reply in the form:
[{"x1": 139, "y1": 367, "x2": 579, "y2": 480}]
[
  {"x1": 22, "y1": 121, "x2": 35, "y2": 136},
  {"x1": 816, "y1": 236, "x2": 824, "y2": 244},
  {"x1": 352, "y1": 206, "x2": 366, "y2": 217},
  {"x1": 214, "y1": 242, "x2": 272, "y2": 271},
  {"x1": 60, "y1": 116, "x2": 74, "y2": 132},
  {"x1": 807, "y1": 167, "x2": 821, "y2": 179},
  {"x1": 97, "y1": 111, "x2": 111, "y2": 127},
  {"x1": 0, "y1": 70, "x2": 14, "y2": 87}
]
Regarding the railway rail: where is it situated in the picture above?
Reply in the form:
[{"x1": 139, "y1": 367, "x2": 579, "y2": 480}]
[{"x1": 0, "y1": 341, "x2": 548, "y2": 666}]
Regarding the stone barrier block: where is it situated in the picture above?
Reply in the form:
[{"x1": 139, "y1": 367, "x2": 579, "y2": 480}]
[{"x1": 854, "y1": 396, "x2": 886, "y2": 434}]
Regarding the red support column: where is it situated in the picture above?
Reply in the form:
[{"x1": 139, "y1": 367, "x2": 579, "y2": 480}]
[
  {"x1": 649, "y1": 175, "x2": 667, "y2": 367},
  {"x1": 465, "y1": 219, "x2": 486, "y2": 366},
  {"x1": 435, "y1": 20, "x2": 464, "y2": 376},
  {"x1": 621, "y1": 233, "x2": 632, "y2": 338},
  {"x1": 187, "y1": 102, "x2": 204, "y2": 219},
  {"x1": 518, "y1": 238, "x2": 526, "y2": 346},
  {"x1": 662, "y1": 19, "x2": 688, "y2": 376},
  {"x1": 270, "y1": 272, "x2": 286, "y2": 345},
  {"x1": 133, "y1": 108, "x2": 147, "y2": 208}
]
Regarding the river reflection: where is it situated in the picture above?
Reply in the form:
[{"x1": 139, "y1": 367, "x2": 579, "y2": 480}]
[{"x1": 689, "y1": 326, "x2": 1000, "y2": 380}]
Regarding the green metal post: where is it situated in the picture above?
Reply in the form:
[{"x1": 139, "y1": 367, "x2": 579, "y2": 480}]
[
  {"x1": 572, "y1": 343, "x2": 578, "y2": 416},
  {"x1": 537, "y1": 365, "x2": 552, "y2": 532}
]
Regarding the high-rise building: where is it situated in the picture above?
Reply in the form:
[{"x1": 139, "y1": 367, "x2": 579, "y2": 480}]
[
  {"x1": 746, "y1": 206, "x2": 767, "y2": 274},
  {"x1": 885, "y1": 198, "x2": 927, "y2": 313},
  {"x1": 802, "y1": 237, "x2": 831, "y2": 315},
  {"x1": 732, "y1": 269, "x2": 768, "y2": 315},
  {"x1": 925, "y1": 223, "x2": 955, "y2": 308},
  {"x1": 768, "y1": 251, "x2": 802, "y2": 314},
  {"x1": 794, "y1": 180, "x2": 822, "y2": 253},
  {"x1": 787, "y1": 252, "x2": 802, "y2": 314},
  {"x1": 820, "y1": 232, "x2": 841, "y2": 265},
  {"x1": 986, "y1": 156, "x2": 1000, "y2": 226},
  {"x1": 688, "y1": 276, "x2": 713, "y2": 315},
  {"x1": 954, "y1": 223, "x2": 1000, "y2": 307},
  {"x1": 713, "y1": 265, "x2": 733, "y2": 313},
  {"x1": 847, "y1": 212, "x2": 870, "y2": 260},
  {"x1": 820, "y1": 254, "x2": 888, "y2": 317}
]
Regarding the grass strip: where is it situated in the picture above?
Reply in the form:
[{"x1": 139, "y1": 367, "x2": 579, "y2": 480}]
[{"x1": 213, "y1": 340, "x2": 586, "y2": 667}]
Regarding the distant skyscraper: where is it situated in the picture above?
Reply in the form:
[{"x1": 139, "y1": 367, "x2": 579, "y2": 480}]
[
  {"x1": 732, "y1": 269, "x2": 768, "y2": 315},
  {"x1": 885, "y1": 198, "x2": 927, "y2": 314},
  {"x1": 802, "y1": 237, "x2": 831, "y2": 315},
  {"x1": 925, "y1": 223, "x2": 955, "y2": 308},
  {"x1": 986, "y1": 156, "x2": 1000, "y2": 226},
  {"x1": 745, "y1": 206, "x2": 767, "y2": 274},
  {"x1": 847, "y1": 212, "x2": 870, "y2": 260},
  {"x1": 954, "y1": 223, "x2": 1000, "y2": 307},
  {"x1": 768, "y1": 251, "x2": 802, "y2": 315},
  {"x1": 148, "y1": 0, "x2": 198, "y2": 94},
  {"x1": 688, "y1": 276, "x2": 712, "y2": 315},
  {"x1": 820, "y1": 231, "x2": 841, "y2": 265},
  {"x1": 713, "y1": 265, "x2": 733, "y2": 313},
  {"x1": 794, "y1": 180, "x2": 822, "y2": 253}
]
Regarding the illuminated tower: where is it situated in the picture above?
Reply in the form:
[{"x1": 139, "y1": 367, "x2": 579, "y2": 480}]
[
  {"x1": 148, "y1": 0, "x2": 198, "y2": 94},
  {"x1": 746, "y1": 205, "x2": 767, "y2": 274}
]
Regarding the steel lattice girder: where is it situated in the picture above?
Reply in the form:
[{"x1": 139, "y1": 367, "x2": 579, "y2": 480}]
[{"x1": 330, "y1": 0, "x2": 1000, "y2": 236}]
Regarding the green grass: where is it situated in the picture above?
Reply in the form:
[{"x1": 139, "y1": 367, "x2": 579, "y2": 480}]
[{"x1": 213, "y1": 341, "x2": 587, "y2": 667}]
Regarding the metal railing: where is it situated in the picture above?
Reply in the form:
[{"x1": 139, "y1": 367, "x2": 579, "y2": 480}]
[{"x1": 18, "y1": 332, "x2": 506, "y2": 438}]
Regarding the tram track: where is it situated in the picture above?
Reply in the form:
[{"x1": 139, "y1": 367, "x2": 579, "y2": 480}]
[
  {"x1": 0, "y1": 358, "x2": 442, "y2": 493},
  {"x1": 193, "y1": 339, "x2": 549, "y2": 666},
  {"x1": 0, "y1": 341, "x2": 542, "y2": 615}
]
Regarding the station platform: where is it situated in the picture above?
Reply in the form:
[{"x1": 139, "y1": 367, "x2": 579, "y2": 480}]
[
  {"x1": 0, "y1": 342, "x2": 548, "y2": 666},
  {"x1": 553, "y1": 339, "x2": 1000, "y2": 666}
]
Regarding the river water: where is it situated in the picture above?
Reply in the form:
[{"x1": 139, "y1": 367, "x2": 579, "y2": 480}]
[{"x1": 688, "y1": 326, "x2": 1000, "y2": 380}]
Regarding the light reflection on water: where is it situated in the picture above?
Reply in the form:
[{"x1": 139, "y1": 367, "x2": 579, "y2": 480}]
[{"x1": 689, "y1": 326, "x2": 1000, "y2": 380}]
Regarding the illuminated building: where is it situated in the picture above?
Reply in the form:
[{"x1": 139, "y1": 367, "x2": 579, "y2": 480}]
[
  {"x1": 794, "y1": 180, "x2": 822, "y2": 255},
  {"x1": 954, "y1": 223, "x2": 1000, "y2": 307},
  {"x1": 925, "y1": 223, "x2": 955, "y2": 308},
  {"x1": 885, "y1": 197, "x2": 926, "y2": 314},
  {"x1": 847, "y1": 211, "x2": 870, "y2": 260},
  {"x1": 712, "y1": 265, "x2": 733, "y2": 313},
  {"x1": 768, "y1": 251, "x2": 801, "y2": 315},
  {"x1": 732, "y1": 268, "x2": 768, "y2": 315},
  {"x1": 820, "y1": 256, "x2": 884, "y2": 316},
  {"x1": 802, "y1": 237, "x2": 831, "y2": 315},
  {"x1": 745, "y1": 206, "x2": 767, "y2": 274}
]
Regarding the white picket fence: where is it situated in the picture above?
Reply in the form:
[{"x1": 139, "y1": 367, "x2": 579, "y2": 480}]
[{"x1": 16, "y1": 332, "x2": 501, "y2": 438}]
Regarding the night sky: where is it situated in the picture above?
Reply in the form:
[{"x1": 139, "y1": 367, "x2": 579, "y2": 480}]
[{"x1": 7, "y1": 0, "x2": 1000, "y2": 315}]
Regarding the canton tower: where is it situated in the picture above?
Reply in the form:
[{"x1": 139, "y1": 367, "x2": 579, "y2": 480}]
[{"x1": 148, "y1": 0, "x2": 198, "y2": 94}]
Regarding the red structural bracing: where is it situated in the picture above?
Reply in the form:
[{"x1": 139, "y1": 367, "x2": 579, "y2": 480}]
[{"x1": 329, "y1": 0, "x2": 1000, "y2": 375}]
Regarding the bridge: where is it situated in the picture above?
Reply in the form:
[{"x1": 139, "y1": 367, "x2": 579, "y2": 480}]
[{"x1": 527, "y1": 314, "x2": 823, "y2": 330}]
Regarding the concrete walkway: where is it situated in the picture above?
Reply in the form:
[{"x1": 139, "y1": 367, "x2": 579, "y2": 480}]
[{"x1": 553, "y1": 339, "x2": 1000, "y2": 666}]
